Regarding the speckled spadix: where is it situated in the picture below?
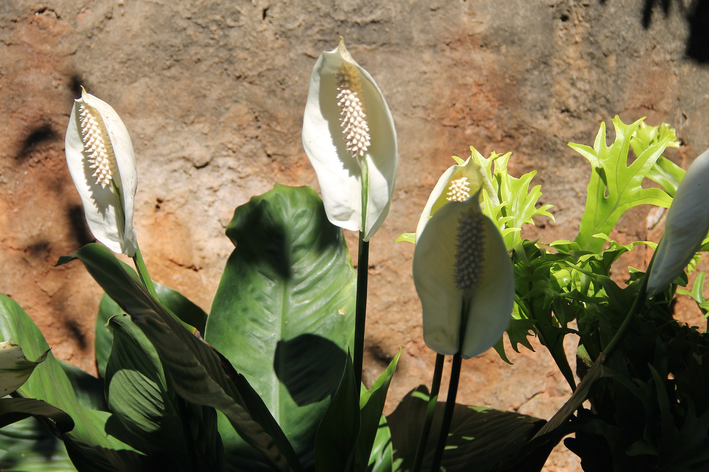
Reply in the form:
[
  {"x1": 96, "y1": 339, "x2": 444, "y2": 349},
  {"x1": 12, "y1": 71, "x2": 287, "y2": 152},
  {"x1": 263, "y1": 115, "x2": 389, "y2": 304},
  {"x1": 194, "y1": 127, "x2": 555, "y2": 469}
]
[
  {"x1": 415, "y1": 156, "x2": 484, "y2": 243},
  {"x1": 65, "y1": 89, "x2": 138, "y2": 256},
  {"x1": 647, "y1": 148, "x2": 709, "y2": 298},
  {"x1": 413, "y1": 192, "x2": 514, "y2": 358},
  {"x1": 302, "y1": 38, "x2": 397, "y2": 241}
]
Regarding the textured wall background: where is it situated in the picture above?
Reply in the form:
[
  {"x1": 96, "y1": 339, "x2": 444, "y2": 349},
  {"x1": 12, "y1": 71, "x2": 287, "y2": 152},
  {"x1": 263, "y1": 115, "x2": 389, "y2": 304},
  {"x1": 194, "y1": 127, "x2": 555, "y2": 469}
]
[{"x1": 2, "y1": 0, "x2": 709, "y2": 470}]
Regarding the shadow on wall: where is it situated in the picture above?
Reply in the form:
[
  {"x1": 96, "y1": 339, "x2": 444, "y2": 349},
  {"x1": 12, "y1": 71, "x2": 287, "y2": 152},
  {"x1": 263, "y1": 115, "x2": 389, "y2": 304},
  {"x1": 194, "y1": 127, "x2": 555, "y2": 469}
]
[{"x1": 599, "y1": 0, "x2": 709, "y2": 63}]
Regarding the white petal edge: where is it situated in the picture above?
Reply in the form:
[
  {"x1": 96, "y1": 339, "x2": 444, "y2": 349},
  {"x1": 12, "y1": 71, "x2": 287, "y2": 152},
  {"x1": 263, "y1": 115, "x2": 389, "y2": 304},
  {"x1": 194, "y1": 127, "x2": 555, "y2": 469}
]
[
  {"x1": 647, "y1": 148, "x2": 709, "y2": 297},
  {"x1": 302, "y1": 40, "x2": 397, "y2": 241},
  {"x1": 65, "y1": 91, "x2": 138, "y2": 256},
  {"x1": 413, "y1": 197, "x2": 514, "y2": 358}
]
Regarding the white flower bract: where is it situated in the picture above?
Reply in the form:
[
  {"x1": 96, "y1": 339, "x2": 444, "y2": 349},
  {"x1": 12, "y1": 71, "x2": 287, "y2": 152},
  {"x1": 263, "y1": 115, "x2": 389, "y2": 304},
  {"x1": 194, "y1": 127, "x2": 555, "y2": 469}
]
[
  {"x1": 648, "y1": 148, "x2": 709, "y2": 298},
  {"x1": 0, "y1": 339, "x2": 47, "y2": 395},
  {"x1": 302, "y1": 38, "x2": 397, "y2": 241},
  {"x1": 65, "y1": 89, "x2": 138, "y2": 257},
  {"x1": 413, "y1": 193, "x2": 514, "y2": 359}
]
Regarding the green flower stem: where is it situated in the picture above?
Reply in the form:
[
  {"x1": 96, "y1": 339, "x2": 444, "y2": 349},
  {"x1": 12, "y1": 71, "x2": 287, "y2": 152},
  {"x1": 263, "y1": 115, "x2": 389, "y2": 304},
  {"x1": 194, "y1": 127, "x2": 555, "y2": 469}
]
[
  {"x1": 132, "y1": 245, "x2": 158, "y2": 299},
  {"x1": 430, "y1": 352, "x2": 462, "y2": 472},
  {"x1": 353, "y1": 233, "x2": 370, "y2": 389},
  {"x1": 412, "y1": 353, "x2": 445, "y2": 472}
]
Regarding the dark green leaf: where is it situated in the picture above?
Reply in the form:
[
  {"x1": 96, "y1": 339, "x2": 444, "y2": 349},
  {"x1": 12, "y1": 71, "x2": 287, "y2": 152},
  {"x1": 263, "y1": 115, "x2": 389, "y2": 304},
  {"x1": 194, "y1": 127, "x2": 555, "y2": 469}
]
[
  {"x1": 205, "y1": 185, "x2": 356, "y2": 468},
  {"x1": 0, "y1": 417, "x2": 75, "y2": 471},
  {"x1": 58, "y1": 243, "x2": 301, "y2": 472},
  {"x1": 0, "y1": 294, "x2": 142, "y2": 472},
  {"x1": 315, "y1": 354, "x2": 359, "y2": 472},
  {"x1": 355, "y1": 351, "x2": 400, "y2": 471}
]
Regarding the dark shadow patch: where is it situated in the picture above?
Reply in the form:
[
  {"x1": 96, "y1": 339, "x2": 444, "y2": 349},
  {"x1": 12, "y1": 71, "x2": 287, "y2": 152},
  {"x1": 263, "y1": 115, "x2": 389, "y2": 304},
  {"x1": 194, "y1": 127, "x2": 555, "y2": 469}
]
[
  {"x1": 641, "y1": 0, "x2": 672, "y2": 28},
  {"x1": 64, "y1": 319, "x2": 88, "y2": 350},
  {"x1": 274, "y1": 334, "x2": 346, "y2": 406},
  {"x1": 686, "y1": 0, "x2": 709, "y2": 62},
  {"x1": 68, "y1": 74, "x2": 84, "y2": 99},
  {"x1": 16, "y1": 124, "x2": 56, "y2": 163},
  {"x1": 67, "y1": 204, "x2": 95, "y2": 248},
  {"x1": 369, "y1": 343, "x2": 394, "y2": 368},
  {"x1": 25, "y1": 240, "x2": 50, "y2": 259}
]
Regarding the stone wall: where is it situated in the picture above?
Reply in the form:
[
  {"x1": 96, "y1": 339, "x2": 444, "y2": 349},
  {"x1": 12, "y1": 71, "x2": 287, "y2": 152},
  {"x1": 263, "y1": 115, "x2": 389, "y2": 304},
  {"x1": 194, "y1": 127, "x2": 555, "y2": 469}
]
[{"x1": 2, "y1": 1, "x2": 709, "y2": 470}]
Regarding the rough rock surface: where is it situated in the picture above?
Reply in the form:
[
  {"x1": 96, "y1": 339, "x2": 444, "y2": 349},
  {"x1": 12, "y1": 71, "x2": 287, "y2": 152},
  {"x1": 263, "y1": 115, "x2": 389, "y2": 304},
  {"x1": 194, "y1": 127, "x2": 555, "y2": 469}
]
[{"x1": 2, "y1": 0, "x2": 709, "y2": 470}]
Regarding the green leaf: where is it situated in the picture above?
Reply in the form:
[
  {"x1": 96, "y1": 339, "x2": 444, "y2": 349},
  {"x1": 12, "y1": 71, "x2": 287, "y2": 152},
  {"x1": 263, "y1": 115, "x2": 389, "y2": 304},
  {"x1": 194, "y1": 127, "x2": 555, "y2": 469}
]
[
  {"x1": 205, "y1": 184, "x2": 356, "y2": 469},
  {"x1": 0, "y1": 294, "x2": 143, "y2": 472},
  {"x1": 58, "y1": 360, "x2": 107, "y2": 412},
  {"x1": 388, "y1": 386, "x2": 544, "y2": 472},
  {"x1": 0, "y1": 398, "x2": 73, "y2": 432},
  {"x1": 394, "y1": 233, "x2": 415, "y2": 244},
  {"x1": 58, "y1": 243, "x2": 302, "y2": 472},
  {"x1": 315, "y1": 354, "x2": 359, "y2": 472},
  {"x1": 104, "y1": 314, "x2": 222, "y2": 471},
  {"x1": 470, "y1": 147, "x2": 554, "y2": 249},
  {"x1": 572, "y1": 117, "x2": 674, "y2": 252},
  {"x1": 355, "y1": 351, "x2": 400, "y2": 471},
  {"x1": 95, "y1": 282, "x2": 208, "y2": 379},
  {"x1": 0, "y1": 417, "x2": 76, "y2": 471}
]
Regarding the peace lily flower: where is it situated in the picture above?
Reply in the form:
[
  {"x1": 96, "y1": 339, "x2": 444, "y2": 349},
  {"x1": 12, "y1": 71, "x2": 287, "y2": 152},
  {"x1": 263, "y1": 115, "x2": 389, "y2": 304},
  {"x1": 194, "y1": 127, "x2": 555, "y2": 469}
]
[
  {"x1": 647, "y1": 148, "x2": 709, "y2": 298},
  {"x1": 65, "y1": 88, "x2": 138, "y2": 256},
  {"x1": 414, "y1": 156, "x2": 485, "y2": 243},
  {"x1": 0, "y1": 339, "x2": 48, "y2": 395},
  {"x1": 302, "y1": 38, "x2": 397, "y2": 241},
  {"x1": 413, "y1": 191, "x2": 515, "y2": 358}
]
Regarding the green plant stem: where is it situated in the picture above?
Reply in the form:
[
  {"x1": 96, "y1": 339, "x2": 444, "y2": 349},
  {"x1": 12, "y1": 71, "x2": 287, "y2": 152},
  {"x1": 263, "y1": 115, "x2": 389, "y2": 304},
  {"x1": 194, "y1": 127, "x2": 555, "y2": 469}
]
[
  {"x1": 430, "y1": 352, "x2": 462, "y2": 472},
  {"x1": 133, "y1": 245, "x2": 158, "y2": 299},
  {"x1": 353, "y1": 233, "x2": 369, "y2": 390},
  {"x1": 412, "y1": 353, "x2": 445, "y2": 472}
]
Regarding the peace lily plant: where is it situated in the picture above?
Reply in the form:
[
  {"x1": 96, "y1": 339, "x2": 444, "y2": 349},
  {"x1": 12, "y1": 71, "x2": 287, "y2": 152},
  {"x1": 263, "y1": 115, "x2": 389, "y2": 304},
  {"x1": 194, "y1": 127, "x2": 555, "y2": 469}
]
[
  {"x1": 303, "y1": 38, "x2": 398, "y2": 388},
  {"x1": 5, "y1": 37, "x2": 709, "y2": 472},
  {"x1": 65, "y1": 88, "x2": 156, "y2": 297}
]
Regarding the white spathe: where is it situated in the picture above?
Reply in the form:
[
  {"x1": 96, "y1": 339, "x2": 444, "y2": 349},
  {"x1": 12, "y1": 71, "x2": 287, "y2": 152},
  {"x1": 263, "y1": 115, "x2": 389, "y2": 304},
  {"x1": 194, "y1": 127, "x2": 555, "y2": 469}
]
[
  {"x1": 302, "y1": 39, "x2": 397, "y2": 241},
  {"x1": 415, "y1": 157, "x2": 484, "y2": 243},
  {"x1": 413, "y1": 194, "x2": 514, "y2": 359},
  {"x1": 65, "y1": 89, "x2": 138, "y2": 256},
  {"x1": 648, "y1": 148, "x2": 709, "y2": 297}
]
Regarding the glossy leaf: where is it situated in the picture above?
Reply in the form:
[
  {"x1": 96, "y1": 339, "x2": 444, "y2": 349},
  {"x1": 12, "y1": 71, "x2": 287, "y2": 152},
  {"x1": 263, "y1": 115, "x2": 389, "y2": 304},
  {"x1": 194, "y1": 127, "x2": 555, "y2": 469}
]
[
  {"x1": 58, "y1": 243, "x2": 301, "y2": 472},
  {"x1": 205, "y1": 185, "x2": 356, "y2": 469},
  {"x1": 314, "y1": 354, "x2": 359, "y2": 472},
  {"x1": 355, "y1": 350, "x2": 400, "y2": 471},
  {"x1": 0, "y1": 294, "x2": 141, "y2": 471},
  {"x1": 95, "y1": 282, "x2": 208, "y2": 379},
  {"x1": 104, "y1": 314, "x2": 221, "y2": 470}
]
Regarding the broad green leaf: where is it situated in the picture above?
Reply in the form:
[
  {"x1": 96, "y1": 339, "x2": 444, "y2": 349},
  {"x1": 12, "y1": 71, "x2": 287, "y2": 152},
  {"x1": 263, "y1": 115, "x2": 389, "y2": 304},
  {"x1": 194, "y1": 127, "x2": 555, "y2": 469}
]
[
  {"x1": 205, "y1": 185, "x2": 356, "y2": 469},
  {"x1": 388, "y1": 386, "x2": 543, "y2": 472},
  {"x1": 355, "y1": 351, "x2": 400, "y2": 471},
  {"x1": 0, "y1": 398, "x2": 73, "y2": 432},
  {"x1": 58, "y1": 360, "x2": 107, "y2": 412},
  {"x1": 0, "y1": 295, "x2": 143, "y2": 471},
  {"x1": 0, "y1": 417, "x2": 75, "y2": 471},
  {"x1": 58, "y1": 244, "x2": 301, "y2": 472},
  {"x1": 315, "y1": 354, "x2": 359, "y2": 472},
  {"x1": 104, "y1": 314, "x2": 221, "y2": 471},
  {"x1": 95, "y1": 282, "x2": 208, "y2": 379},
  {"x1": 572, "y1": 117, "x2": 674, "y2": 252}
]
